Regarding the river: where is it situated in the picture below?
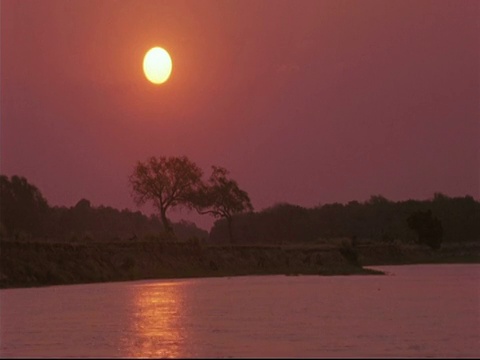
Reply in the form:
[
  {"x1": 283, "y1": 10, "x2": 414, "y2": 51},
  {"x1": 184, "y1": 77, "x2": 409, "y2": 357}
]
[{"x1": 1, "y1": 264, "x2": 478, "y2": 357}]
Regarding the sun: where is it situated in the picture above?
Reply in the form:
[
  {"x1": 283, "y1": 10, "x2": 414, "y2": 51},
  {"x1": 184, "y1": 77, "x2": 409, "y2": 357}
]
[{"x1": 143, "y1": 47, "x2": 172, "y2": 84}]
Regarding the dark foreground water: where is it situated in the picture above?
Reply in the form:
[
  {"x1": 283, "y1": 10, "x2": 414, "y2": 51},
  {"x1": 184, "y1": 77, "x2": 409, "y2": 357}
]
[{"x1": 1, "y1": 264, "x2": 479, "y2": 358}]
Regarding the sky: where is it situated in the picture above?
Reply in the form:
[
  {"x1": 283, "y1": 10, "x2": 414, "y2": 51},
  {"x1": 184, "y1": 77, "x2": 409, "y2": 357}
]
[{"x1": 1, "y1": 0, "x2": 479, "y2": 231}]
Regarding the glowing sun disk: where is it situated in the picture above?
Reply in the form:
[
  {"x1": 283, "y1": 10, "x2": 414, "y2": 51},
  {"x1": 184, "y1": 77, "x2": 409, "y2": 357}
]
[{"x1": 143, "y1": 47, "x2": 172, "y2": 84}]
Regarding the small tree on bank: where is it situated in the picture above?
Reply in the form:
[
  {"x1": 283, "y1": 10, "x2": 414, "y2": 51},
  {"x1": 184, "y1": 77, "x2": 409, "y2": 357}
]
[
  {"x1": 192, "y1": 166, "x2": 253, "y2": 243},
  {"x1": 407, "y1": 209, "x2": 443, "y2": 250},
  {"x1": 129, "y1": 156, "x2": 203, "y2": 238}
]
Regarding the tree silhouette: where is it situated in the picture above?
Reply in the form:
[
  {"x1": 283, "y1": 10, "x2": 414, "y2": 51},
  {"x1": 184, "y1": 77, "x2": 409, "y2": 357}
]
[
  {"x1": 193, "y1": 166, "x2": 253, "y2": 243},
  {"x1": 0, "y1": 175, "x2": 49, "y2": 237},
  {"x1": 407, "y1": 209, "x2": 443, "y2": 250},
  {"x1": 129, "y1": 156, "x2": 203, "y2": 238}
]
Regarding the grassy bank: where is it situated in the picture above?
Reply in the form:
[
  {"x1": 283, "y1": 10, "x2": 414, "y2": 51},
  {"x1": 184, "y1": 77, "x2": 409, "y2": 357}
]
[
  {"x1": 356, "y1": 241, "x2": 480, "y2": 266},
  {"x1": 2, "y1": 239, "x2": 477, "y2": 289},
  {"x1": 0, "y1": 240, "x2": 381, "y2": 289}
]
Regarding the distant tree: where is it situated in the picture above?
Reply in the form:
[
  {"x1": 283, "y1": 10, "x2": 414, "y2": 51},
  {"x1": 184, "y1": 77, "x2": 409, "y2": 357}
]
[
  {"x1": 367, "y1": 194, "x2": 390, "y2": 205},
  {"x1": 433, "y1": 192, "x2": 450, "y2": 202},
  {"x1": 407, "y1": 209, "x2": 443, "y2": 250},
  {"x1": 129, "y1": 156, "x2": 203, "y2": 238},
  {"x1": 74, "y1": 198, "x2": 92, "y2": 211},
  {"x1": 193, "y1": 166, "x2": 253, "y2": 243},
  {"x1": 0, "y1": 175, "x2": 49, "y2": 237}
]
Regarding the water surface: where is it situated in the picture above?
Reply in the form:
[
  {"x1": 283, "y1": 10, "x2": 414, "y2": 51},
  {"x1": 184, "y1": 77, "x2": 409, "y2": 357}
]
[{"x1": 1, "y1": 264, "x2": 479, "y2": 357}]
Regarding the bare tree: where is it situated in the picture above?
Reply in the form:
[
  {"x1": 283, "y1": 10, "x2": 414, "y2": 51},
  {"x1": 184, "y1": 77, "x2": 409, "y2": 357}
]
[{"x1": 129, "y1": 156, "x2": 203, "y2": 237}]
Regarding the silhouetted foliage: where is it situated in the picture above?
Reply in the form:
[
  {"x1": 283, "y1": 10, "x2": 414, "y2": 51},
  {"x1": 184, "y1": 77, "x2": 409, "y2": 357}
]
[
  {"x1": 210, "y1": 194, "x2": 479, "y2": 246},
  {"x1": 192, "y1": 166, "x2": 253, "y2": 243},
  {"x1": 0, "y1": 174, "x2": 208, "y2": 242},
  {"x1": 129, "y1": 156, "x2": 203, "y2": 238},
  {"x1": 2, "y1": 173, "x2": 478, "y2": 249},
  {"x1": 407, "y1": 209, "x2": 443, "y2": 250},
  {"x1": 339, "y1": 238, "x2": 360, "y2": 266},
  {"x1": 0, "y1": 175, "x2": 49, "y2": 237}
]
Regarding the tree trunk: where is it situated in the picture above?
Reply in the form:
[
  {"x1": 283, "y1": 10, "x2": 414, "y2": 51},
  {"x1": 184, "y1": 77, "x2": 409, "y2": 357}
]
[{"x1": 160, "y1": 208, "x2": 174, "y2": 239}]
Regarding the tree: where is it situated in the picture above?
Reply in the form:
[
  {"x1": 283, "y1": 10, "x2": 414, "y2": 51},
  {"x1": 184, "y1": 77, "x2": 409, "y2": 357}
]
[
  {"x1": 193, "y1": 166, "x2": 253, "y2": 243},
  {"x1": 0, "y1": 175, "x2": 49, "y2": 237},
  {"x1": 407, "y1": 209, "x2": 443, "y2": 250},
  {"x1": 129, "y1": 156, "x2": 203, "y2": 237}
]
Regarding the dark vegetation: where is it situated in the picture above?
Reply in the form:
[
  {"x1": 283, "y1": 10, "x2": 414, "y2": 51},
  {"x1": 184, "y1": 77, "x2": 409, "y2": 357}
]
[
  {"x1": 1, "y1": 173, "x2": 479, "y2": 249},
  {"x1": 0, "y1": 241, "x2": 382, "y2": 289},
  {"x1": 1, "y1": 160, "x2": 479, "y2": 288},
  {"x1": 210, "y1": 194, "x2": 479, "y2": 249},
  {"x1": 407, "y1": 209, "x2": 443, "y2": 250},
  {"x1": 0, "y1": 174, "x2": 208, "y2": 243},
  {"x1": 129, "y1": 156, "x2": 204, "y2": 237},
  {"x1": 128, "y1": 156, "x2": 253, "y2": 242},
  {"x1": 190, "y1": 166, "x2": 253, "y2": 243}
]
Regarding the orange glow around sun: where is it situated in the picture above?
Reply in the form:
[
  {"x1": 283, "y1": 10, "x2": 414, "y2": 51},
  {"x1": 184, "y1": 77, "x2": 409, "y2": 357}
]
[{"x1": 143, "y1": 47, "x2": 172, "y2": 84}]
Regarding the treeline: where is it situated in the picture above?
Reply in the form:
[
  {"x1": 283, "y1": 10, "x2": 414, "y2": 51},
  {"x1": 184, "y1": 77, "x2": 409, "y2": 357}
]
[
  {"x1": 0, "y1": 175, "x2": 208, "y2": 242},
  {"x1": 2, "y1": 174, "x2": 479, "y2": 248},
  {"x1": 209, "y1": 194, "x2": 480, "y2": 246}
]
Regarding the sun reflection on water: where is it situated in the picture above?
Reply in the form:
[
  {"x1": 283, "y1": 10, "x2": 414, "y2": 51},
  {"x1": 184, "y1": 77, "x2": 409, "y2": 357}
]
[{"x1": 124, "y1": 281, "x2": 187, "y2": 358}]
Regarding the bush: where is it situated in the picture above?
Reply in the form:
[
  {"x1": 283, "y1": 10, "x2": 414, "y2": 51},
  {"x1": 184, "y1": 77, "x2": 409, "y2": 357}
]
[
  {"x1": 407, "y1": 210, "x2": 443, "y2": 250},
  {"x1": 339, "y1": 239, "x2": 359, "y2": 266}
]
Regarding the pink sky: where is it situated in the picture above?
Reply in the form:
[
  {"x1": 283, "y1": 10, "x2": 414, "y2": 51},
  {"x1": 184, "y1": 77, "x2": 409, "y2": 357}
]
[{"x1": 1, "y1": 0, "x2": 479, "y2": 230}]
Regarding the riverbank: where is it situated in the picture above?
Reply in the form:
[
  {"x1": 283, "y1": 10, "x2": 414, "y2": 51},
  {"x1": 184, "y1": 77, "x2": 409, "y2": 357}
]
[
  {"x1": 0, "y1": 240, "x2": 381, "y2": 289},
  {"x1": 357, "y1": 241, "x2": 480, "y2": 266},
  {"x1": 2, "y1": 240, "x2": 478, "y2": 289}
]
